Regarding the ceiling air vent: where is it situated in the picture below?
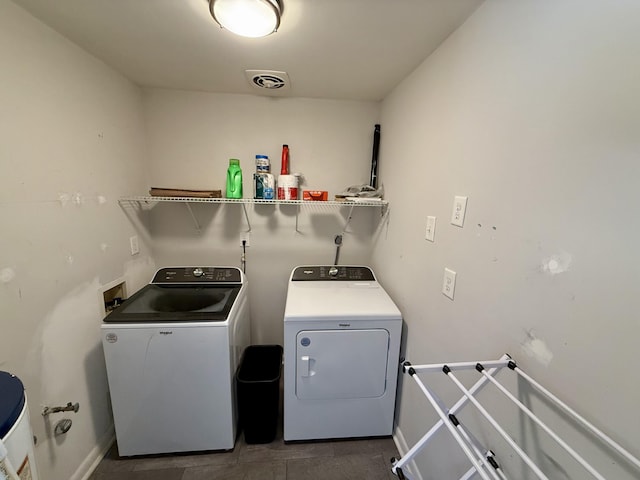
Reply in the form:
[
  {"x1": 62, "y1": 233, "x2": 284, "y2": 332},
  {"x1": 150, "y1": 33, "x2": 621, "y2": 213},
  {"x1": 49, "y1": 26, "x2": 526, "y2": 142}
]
[{"x1": 245, "y1": 70, "x2": 291, "y2": 94}]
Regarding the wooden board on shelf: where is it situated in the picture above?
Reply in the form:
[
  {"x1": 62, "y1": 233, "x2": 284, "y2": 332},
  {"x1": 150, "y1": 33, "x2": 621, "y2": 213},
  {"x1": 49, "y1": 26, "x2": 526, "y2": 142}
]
[{"x1": 149, "y1": 188, "x2": 222, "y2": 198}]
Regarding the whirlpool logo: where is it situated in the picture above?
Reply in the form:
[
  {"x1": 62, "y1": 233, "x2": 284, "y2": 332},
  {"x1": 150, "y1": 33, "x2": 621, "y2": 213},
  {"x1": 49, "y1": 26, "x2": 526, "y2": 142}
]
[{"x1": 159, "y1": 331, "x2": 173, "y2": 335}]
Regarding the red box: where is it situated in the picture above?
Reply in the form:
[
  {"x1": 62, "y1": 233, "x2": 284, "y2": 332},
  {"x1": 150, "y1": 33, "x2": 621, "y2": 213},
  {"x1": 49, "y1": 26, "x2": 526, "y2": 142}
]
[{"x1": 303, "y1": 190, "x2": 328, "y2": 201}]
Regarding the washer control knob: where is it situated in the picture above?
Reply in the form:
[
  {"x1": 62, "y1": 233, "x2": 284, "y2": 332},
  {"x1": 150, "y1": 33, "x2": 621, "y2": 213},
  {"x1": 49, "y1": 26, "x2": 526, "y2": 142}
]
[
  {"x1": 193, "y1": 268, "x2": 204, "y2": 277},
  {"x1": 329, "y1": 266, "x2": 339, "y2": 277}
]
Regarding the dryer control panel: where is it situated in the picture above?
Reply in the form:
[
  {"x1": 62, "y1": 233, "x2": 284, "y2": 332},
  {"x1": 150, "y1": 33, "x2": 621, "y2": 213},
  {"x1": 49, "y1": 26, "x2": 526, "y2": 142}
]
[{"x1": 291, "y1": 266, "x2": 375, "y2": 281}]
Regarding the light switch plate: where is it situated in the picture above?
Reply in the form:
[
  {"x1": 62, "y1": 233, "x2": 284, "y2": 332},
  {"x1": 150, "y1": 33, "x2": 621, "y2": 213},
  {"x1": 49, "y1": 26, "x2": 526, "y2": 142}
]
[
  {"x1": 425, "y1": 216, "x2": 436, "y2": 242},
  {"x1": 451, "y1": 196, "x2": 468, "y2": 227},
  {"x1": 129, "y1": 235, "x2": 139, "y2": 256},
  {"x1": 442, "y1": 268, "x2": 456, "y2": 300}
]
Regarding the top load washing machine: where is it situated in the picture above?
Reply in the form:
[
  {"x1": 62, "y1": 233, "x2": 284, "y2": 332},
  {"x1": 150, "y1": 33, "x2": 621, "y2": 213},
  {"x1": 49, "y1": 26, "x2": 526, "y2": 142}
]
[
  {"x1": 101, "y1": 267, "x2": 250, "y2": 456},
  {"x1": 283, "y1": 265, "x2": 402, "y2": 442}
]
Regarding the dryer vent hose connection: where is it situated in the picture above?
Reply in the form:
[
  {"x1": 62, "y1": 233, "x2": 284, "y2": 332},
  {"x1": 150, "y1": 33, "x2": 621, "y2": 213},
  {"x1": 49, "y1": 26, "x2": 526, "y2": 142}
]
[{"x1": 333, "y1": 235, "x2": 342, "y2": 265}]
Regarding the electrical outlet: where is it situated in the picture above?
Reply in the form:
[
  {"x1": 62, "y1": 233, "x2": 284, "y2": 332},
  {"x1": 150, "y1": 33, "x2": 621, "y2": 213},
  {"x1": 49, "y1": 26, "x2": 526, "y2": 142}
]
[
  {"x1": 442, "y1": 268, "x2": 456, "y2": 300},
  {"x1": 451, "y1": 196, "x2": 468, "y2": 227},
  {"x1": 240, "y1": 232, "x2": 250, "y2": 247},
  {"x1": 425, "y1": 216, "x2": 436, "y2": 242},
  {"x1": 129, "y1": 235, "x2": 139, "y2": 255}
]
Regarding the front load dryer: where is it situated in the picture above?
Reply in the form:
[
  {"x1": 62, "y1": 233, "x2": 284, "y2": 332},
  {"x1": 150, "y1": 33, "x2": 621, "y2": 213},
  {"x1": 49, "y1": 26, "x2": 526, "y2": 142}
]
[
  {"x1": 283, "y1": 265, "x2": 402, "y2": 442},
  {"x1": 102, "y1": 266, "x2": 250, "y2": 456}
]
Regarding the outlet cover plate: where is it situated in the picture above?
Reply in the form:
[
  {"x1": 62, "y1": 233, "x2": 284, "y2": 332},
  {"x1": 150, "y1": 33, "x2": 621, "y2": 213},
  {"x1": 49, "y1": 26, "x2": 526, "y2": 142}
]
[
  {"x1": 442, "y1": 268, "x2": 456, "y2": 300},
  {"x1": 240, "y1": 232, "x2": 251, "y2": 247},
  {"x1": 451, "y1": 196, "x2": 468, "y2": 227}
]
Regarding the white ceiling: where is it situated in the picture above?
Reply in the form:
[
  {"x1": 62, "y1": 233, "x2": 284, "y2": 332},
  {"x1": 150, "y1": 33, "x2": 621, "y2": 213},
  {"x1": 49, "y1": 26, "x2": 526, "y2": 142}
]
[{"x1": 12, "y1": 0, "x2": 483, "y2": 101}]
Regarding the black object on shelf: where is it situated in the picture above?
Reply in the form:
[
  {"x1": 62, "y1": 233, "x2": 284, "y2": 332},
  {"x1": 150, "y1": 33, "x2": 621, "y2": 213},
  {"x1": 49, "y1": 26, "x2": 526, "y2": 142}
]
[
  {"x1": 236, "y1": 345, "x2": 283, "y2": 444},
  {"x1": 370, "y1": 124, "x2": 380, "y2": 188}
]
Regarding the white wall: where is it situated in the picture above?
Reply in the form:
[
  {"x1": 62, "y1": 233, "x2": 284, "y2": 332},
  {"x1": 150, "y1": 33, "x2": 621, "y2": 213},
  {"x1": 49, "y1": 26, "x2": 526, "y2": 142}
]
[
  {"x1": 375, "y1": 1, "x2": 640, "y2": 479},
  {"x1": 0, "y1": 2, "x2": 153, "y2": 479},
  {"x1": 141, "y1": 90, "x2": 381, "y2": 344}
]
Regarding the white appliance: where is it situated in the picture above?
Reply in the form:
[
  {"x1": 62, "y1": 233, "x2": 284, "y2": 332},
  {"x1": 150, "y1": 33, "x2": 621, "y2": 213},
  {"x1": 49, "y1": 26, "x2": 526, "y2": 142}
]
[
  {"x1": 102, "y1": 266, "x2": 250, "y2": 456},
  {"x1": 0, "y1": 372, "x2": 40, "y2": 480},
  {"x1": 283, "y1": 265, "x2": 402, "y2": 441}
]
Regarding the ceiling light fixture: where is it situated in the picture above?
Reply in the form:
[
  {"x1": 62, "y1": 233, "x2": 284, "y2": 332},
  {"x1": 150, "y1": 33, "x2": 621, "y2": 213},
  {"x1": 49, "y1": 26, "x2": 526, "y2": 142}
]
[{"x1": 209, "y1": 0, "x2": 282, "y2": 38}]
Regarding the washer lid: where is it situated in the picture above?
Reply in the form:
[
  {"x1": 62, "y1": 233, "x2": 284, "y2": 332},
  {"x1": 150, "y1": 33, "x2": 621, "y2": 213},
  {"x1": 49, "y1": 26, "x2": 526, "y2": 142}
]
[
  {"x1": 103, "y1": 284, "x2": 241, "y2": 323},
  {"x1": 0, "y1": 371, "x2": 25, "y2": 439}
]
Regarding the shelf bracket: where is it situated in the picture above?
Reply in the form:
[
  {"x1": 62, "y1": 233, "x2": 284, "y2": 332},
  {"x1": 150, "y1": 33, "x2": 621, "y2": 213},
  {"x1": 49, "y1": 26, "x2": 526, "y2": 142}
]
[
  {"x1": 295, "y1": 203, "x2": 301, "y2": 233},
  {"x1": 184, "y1": 202, "x2": 201, "y2": 233},
  {"x1": 241, "y1": 203, "x2": 252, "y2": 232},
  {"x1": 342, "y1": 204, "x2": 356, "y2": 234}
]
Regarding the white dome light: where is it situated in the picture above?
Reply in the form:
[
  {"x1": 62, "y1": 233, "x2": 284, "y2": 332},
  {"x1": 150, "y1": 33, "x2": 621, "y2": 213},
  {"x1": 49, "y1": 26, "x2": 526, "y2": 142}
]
[{"x1": 209, "y1": 0, "x2": 282, "y2": 38}]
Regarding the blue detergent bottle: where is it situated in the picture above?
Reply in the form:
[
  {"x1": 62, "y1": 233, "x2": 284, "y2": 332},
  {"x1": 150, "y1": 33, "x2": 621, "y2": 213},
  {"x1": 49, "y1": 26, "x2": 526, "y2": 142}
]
[{"x1": 226, "y1": 159, "x2": 243, "y2": 199}]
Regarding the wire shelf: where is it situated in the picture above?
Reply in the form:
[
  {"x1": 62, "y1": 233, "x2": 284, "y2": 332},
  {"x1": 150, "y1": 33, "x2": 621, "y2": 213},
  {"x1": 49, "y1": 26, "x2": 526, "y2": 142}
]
[
  {"x1": 119, "y1": 195, "x2": 387, "y2": 208},
  {"x1": 118, "y1": 195, "x2": 388, "y2": 233}
]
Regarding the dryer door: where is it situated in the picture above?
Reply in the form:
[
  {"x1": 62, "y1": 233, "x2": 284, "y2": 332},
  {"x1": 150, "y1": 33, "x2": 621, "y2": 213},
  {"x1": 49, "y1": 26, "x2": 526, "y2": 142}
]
[{"x1": 295, "y1": 329, "x2": 389, "y2": 400}]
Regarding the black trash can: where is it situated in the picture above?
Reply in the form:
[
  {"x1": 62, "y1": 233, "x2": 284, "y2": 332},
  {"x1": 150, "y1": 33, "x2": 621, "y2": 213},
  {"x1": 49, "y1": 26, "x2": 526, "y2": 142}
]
[{"x1": 237, "y1": 344, "x2": 283, "y2": 444}]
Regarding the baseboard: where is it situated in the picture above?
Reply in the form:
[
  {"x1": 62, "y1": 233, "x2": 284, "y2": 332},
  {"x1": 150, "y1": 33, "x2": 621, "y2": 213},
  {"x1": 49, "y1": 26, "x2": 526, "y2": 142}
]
[
  {"x1": 70, "y1": 425, "x2": 115, "y2": 480},
  {"x1": 392, "y1": 425, "x2": 424, "y2": 480}
]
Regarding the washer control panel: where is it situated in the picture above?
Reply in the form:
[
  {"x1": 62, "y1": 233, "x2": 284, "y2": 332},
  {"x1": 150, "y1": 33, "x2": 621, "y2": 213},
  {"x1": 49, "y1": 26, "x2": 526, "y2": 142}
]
[
  {"x1": 152, "y1": 267, "x2": 242, "y2": 283},
  {"x1": 291, "y1": 266, "x2": 375, "y2": 281}
]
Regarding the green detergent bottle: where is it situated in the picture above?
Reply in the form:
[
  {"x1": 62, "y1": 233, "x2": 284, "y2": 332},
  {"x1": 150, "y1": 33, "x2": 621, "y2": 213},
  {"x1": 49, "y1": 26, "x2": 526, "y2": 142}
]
[{"x1": 226, "y1": 159, "x2": 243, "y2": 199}]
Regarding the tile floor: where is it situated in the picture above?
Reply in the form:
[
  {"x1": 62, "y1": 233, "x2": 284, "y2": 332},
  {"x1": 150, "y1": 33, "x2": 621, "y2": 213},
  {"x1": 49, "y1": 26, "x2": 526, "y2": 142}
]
[
  {"x1": 91, "y1": 372, "x2": 401, "y2": 479},
  {"x1": 90, "y1": 433, "x2": 400, "y2": 480}
]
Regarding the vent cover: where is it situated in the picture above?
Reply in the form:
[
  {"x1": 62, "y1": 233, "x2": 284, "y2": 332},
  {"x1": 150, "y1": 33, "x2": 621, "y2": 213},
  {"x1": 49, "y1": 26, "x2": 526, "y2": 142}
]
[{"x1": 245, "y1": 70, "x2": 291, "y2": 93}]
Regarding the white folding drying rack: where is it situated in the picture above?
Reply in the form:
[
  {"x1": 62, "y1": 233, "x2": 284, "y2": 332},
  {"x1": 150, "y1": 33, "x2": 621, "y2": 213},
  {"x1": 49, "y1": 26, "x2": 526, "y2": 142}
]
[{"x1": 391, "y1": 354, "x2": 640, "y2": 480}]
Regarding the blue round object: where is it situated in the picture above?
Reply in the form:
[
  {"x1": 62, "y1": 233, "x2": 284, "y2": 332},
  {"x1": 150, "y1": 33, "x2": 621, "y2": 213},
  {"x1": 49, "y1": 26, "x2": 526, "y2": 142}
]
[{"x1": 0, "y1": 371, "x2": 25, "y2": 439}]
